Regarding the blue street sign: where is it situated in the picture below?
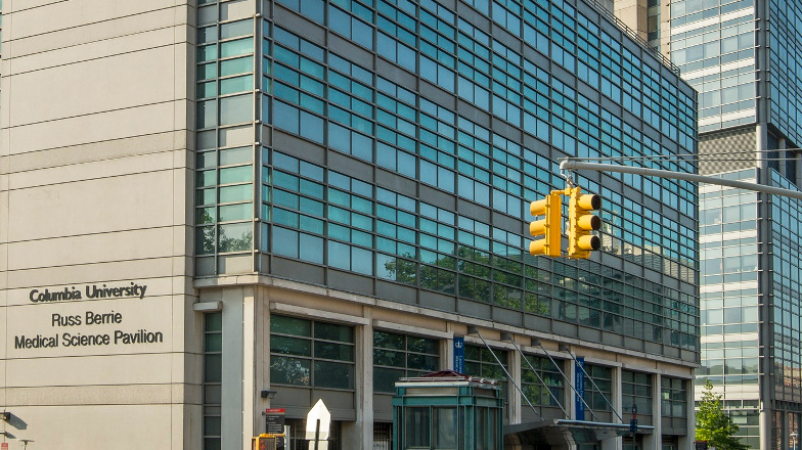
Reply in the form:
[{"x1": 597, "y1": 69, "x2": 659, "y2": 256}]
[{"x1": 453, "y1": 336, "x2": 465, "y2": 373}]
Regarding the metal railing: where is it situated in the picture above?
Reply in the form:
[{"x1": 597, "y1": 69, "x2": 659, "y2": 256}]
[{"x1": 583, "y1": 0, "x2": 681, "y2": 75}]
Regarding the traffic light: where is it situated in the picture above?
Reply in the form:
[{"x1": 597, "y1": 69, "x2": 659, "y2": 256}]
[
  {"x1": 567, "y1": 187, "x2": 601, "y2": 259},
  {"x1": 529, "y1": 192, "x2": 562, "y2": 257}
]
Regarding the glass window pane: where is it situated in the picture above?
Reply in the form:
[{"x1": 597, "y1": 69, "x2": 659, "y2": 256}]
[
  {"x1": 197, "y1": 226, "x2": 216, "y2": 254},
  {"x1": 221, "y1": 56, "x2": 254, "y2": 76},
  {"x1": 198, "y1": 5, "x2": 218, "y2": 25},
  {"x1": 198, "y1": 81, "x2": 218, "y2": 98},
  {"x1": 405, "y1": 407, "x2": 431, "y2": 447},
  {"x1": 221, "y1": 37, "x2": 253, "y2": 57},
  {"x1": 204, "y1": 385, "x2": 222, "y2": 404},
  {"x1": 221, "y1": 20, "x2": 252, "y2": 40},
  {"x1": 374, "y1": 331, "x2": 404, "y2": 350},
  {"x1": 433, "y1": 408, "x2": 458, "y2": 449},
  {"x1": 220, "y1": 165, "x2": 253, "y2": 184},
  {"x1": 271, "y1": 315, "x2": 311, "y2": 336},
  {"x1": 270, "y1": 356, "x2": 311, "y2": 385},
  {"x1": 204, "y1": 354, "x2": 222, "y2": 382},
  {"x1": 220, "y1": 75, "x2": 253, "y2": 95},
  {"x1": 205, "y1": 333, "x2": 222, "y2": 352},
  {"x1": 218, "y1": 222, "x2": 252, "y2": 252},
  {"x1": 374, "y1": 348, "x2": 404, "y2": 367},
  {"x1": 205, "y1": 312, "x2": 223, "y2": 332},
  {"x1": 198, "y1": 26, "x2": 218, "y2": 44},
  {"x1": 218, "y1": 203, "x2": 251, "y2": 221},
  {"x1": 374, "y1": 366, "x2": 405, "y2": 393},
  {"x1": 198, "y1": 99, "x2": 218, "y2": 129},
  {"x1": 197, "y1": 170, "x2": 217, "y2": 187},
  {"x1": 314, "y1": 322, "x2": 354, "y2": 343},
  {"x1": 314, "y1": 360, "x2": 354, "y2": 389},
  {"x1": 314, "y1": 341, "x2": 355, "y2": 361},
  {"x1": 219, "y1": 184, "x2": 253, "y2": 202},
  {"x1": 299, "y1": 233, "x2": 324, "y2": 264},
  {"x1": 271, "y1": 335, "x2": 312, "y2": 356},
  {"x1": 220, "y1": 94, "x2": 252, "y2": 125},
  {"x1": 220, "y1": 146, "x2": 253, "y2": 165}
]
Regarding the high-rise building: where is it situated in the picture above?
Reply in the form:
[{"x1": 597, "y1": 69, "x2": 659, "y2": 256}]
[
  {"x1": 0, "y1": 0, "x2": 698, "y2": 449},
  {"x1": 616, "y1": 0, "x2": 802, "y2": 448}
]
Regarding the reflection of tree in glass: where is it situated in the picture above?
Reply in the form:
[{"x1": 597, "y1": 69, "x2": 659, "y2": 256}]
[
  {"x1": 219, "y1": 228, "x2": 252, "y2": 252},
  {"x1": 198, "y1": 210, "x2": 254, "y2": 253},
  {"x1": 522, "y1": 384, "x2": 548, "y2": 405},
  {"x1": 384, "y1": 253, "x2": 418, "y2": 285},
  {"x1": 384, "y1": 247, "x2": 549, "y2": 314},
  {"x1": 198, "y1": 210, "x2": 216, "y2": 254},
  {"x1": 270, "y1": 356, "x2": 310, "y2": 386}
]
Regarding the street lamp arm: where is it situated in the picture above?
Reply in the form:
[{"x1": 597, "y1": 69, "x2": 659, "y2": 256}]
[{"x1": 559, "y1": 160, "x2": 802, "y2": 202}]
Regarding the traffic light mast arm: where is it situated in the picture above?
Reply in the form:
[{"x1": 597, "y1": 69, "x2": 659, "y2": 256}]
[{"x1": 560, "y1": 160, "x2": 802, "y2": 201}]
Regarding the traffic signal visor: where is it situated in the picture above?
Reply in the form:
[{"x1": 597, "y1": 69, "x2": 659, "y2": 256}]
[
  {"x1": 567, "y1": 187, "x2": 601, "y2": 259},
  {"x1": 529, "y1": 193, "x2": 562, "y2": 257}
]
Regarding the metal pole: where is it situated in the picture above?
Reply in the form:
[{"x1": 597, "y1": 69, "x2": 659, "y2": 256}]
[
  {"x1": 470, "y1": 328, "x2": 542, "y2": 419},
  {"x1": 506, "y1": 339, "x2": 569, "y2": 418},
  {"x1": 565, "y1": 352, "x2": 625, "y2": 424},
  {"x1": 536, "y1": 342, "x2": 599, "y2": 421},
  {"x1": 559, "y1": 160, "x2": 802, "y2": 201},
  {"x1": 314, "y1": 419, "x2": 320, "y2": 450}
]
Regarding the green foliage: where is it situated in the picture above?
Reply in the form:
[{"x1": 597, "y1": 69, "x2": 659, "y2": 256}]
[{"x1": 696, "y1": 379, "x2": 749, "y2": 450}]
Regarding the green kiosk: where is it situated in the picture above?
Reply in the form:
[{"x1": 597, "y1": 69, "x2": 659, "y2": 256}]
[
  {"x1": 392, "y1": 370, "x2": 636, "y2": 450},
  {"x1": 392, "y1": 370, "x2": 504, "y2": 450}
]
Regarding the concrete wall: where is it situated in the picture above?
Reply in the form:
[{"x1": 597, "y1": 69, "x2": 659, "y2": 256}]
[{"x1": 0, "y1": 1, "x2": 198, "y2": 448}]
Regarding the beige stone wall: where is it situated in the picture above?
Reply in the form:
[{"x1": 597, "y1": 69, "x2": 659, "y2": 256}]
[
  {"x1": 613, "y1": 0, "x2": 648, "y2": 41},
  {"x1": 0, "y1": 1, "x2": 198, "y2": 449}
]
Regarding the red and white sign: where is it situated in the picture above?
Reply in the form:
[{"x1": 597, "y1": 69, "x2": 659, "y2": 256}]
[
  {"x1": 265, "y1": 408, "x2": 285, "y2": 414},
  {"x1": 2, "y1": 442, "x2": 9, "y2": 450}
]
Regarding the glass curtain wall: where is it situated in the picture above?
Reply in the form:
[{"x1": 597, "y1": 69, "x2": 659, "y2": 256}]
[
  {"x1": 669, "y1": 0, "x2": 756, "y2": 132},
  {"x1": 235, "y1": 0, "x2": 698, "y2": 362},
  {"x1": 195, "y1": 0, "x2": 258, "y2": 273},
  {"x1": 697, "y1": 170, "x2": 759, "y2": 447}
]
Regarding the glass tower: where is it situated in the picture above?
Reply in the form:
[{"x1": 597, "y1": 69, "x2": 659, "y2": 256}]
[{"x1": 617, "y1": 0, "x2": 802, "y2": 448}]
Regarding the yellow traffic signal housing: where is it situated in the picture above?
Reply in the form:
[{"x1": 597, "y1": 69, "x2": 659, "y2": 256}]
[
  {"x1": 567, "y1": 187, "x2": 601, "y2": 259},
  {"x1": 529, "y1": 192, "x2": 562, "y2": 257}
]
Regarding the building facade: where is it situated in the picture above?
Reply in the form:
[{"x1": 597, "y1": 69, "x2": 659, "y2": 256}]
[
  {"x1": 617, "y1": 0, "x2": 802, "y2": 449},
  {"x1": 0, "y1": 0, "x2": 698, "y2": 449}
]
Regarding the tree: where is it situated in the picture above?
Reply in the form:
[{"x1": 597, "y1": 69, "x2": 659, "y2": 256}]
[{"x1": 696, "y1": 379, "x2": 749, "y2": 450}]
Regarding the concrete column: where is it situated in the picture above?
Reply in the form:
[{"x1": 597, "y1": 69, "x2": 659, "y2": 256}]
[
  {"x1": 760, "y1": 407, "x2": 770, "y2": 450},
  {"x1": 678, "y1": 379, "x2": 695, "y2": 450},
  {"x1": 568, "y1": 357, "x2": 578, "y2": 420},
  {"x1": 602, "y1": 366, "x2": 623, "y2": 450},
  {"x1": 643, "y1": 373, "x2": 662, "y2": 450},
  {"x1": 221, "y1": 288, "x2": 245, "y2": 450},
  {"x1": 445, "y1": 323, "x2": 458, "y2": 371},
  {"x1": 242, "y1": 287, "x2": 257, "y2": 449},
  {"x1": 510, "y1": 349, "x2": 522, "y2": 424},
  {"x1": 344, "y1": 316, "x2": 373, "y2": 450}
]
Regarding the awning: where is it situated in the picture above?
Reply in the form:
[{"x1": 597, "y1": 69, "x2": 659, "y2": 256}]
[{"x1": 504, "y1": 419, "x2": 654, "y2": 449}]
